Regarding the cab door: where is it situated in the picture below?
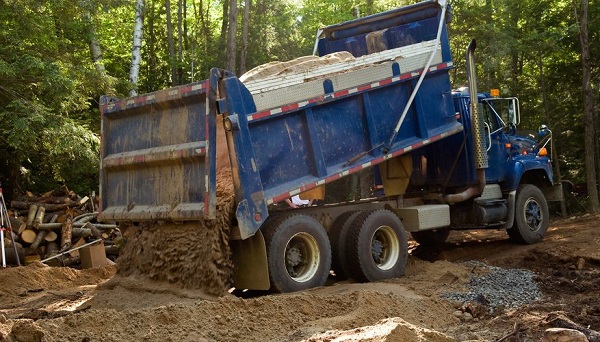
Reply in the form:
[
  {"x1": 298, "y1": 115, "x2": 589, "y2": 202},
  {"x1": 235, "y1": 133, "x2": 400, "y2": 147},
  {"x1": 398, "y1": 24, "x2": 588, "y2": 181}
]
[{"x1": 480, "y1": 100, "x2": 511, "y2": 183}]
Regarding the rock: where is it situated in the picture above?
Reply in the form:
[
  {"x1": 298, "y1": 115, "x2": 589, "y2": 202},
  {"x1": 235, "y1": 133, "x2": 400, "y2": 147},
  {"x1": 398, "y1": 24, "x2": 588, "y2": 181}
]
[
  {"x1": 541, "y1": 328, "x2": 588, "y2": 342},
  {"x1": 576, "y1": 258, "x2": 586, "y2": 270},
  {"x1": 11, "y1": 320, "x2": 44, "y2": 342}
]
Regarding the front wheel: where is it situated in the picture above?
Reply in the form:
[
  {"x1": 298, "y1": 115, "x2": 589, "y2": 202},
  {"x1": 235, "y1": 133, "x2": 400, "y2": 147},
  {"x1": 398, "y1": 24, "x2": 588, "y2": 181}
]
[
  {"x1": 507, "y1": 184, "x2": 549, "y2": 244},
  {"x1": 346, "y1": 210, "x2": 408, "y2": 282},
  {"x1": 263, "y1": 214, "x2": 331, "y2": 292}
]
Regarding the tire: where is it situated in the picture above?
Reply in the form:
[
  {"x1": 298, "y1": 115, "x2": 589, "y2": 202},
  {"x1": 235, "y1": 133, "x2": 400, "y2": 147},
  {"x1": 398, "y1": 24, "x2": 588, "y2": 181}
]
[
  {"x1": 262, "y1": 214, "x2": 331, "y2": 292},
  {"x1": 411, "y1": 228, "x2": 450, "y2": 247},
  {"x1": 346, "y1": 210, "x2": 408, "y2": 282},
  {"x1": 329, "y1": 211, "x2": 362, "y2": 279},
  {"x1": 507, "y1": 184, "x2": 549, "y2": 244}
]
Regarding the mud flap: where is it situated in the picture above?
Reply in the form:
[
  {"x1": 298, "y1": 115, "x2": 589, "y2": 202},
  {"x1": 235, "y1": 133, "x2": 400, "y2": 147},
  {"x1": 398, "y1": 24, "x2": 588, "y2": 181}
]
[
  {"x1": 230, "y1": 230, "x2": 270, "y2": 290},
  {"x1": 542, "y1": 183, "x2": 564, "y2": 202}
]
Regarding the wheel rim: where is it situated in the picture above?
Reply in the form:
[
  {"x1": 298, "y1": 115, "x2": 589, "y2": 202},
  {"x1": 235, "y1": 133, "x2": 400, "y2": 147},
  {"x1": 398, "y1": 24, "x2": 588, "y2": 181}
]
[
  {"x1": 284, "y1": 232, "x2": 320, "y2": 283},
  {"x1": 524, "y1": 197, "x2": 543, "y2": 232},
  {"x1": 370, "y1": 225, "x2": 400, "y2": 271}
]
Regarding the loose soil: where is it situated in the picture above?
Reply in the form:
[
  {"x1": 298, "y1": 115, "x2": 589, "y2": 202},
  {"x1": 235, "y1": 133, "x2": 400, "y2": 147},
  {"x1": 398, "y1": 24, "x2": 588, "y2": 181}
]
[{"x1": 1, "y1": 214, "x2": 599, "y2": 341}]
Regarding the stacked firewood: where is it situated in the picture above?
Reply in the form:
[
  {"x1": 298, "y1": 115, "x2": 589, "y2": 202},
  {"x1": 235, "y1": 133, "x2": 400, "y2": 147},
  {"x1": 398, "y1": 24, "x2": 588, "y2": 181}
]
[{"x1": 3, "y1": 186, "x2": 122, "y2": 267}]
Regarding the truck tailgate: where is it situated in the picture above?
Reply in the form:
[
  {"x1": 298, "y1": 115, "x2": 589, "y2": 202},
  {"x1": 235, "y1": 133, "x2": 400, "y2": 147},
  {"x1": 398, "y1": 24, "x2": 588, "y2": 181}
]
[{"x1": 98, "y1": 81, "x2": 216, "y2": 222}]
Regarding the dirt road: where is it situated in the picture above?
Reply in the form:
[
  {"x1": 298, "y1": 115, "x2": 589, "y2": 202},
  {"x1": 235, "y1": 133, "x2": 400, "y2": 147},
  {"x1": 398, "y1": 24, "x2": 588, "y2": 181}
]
[{"x1": 1, "y1": 214, "x2": 599, "y2": 341}]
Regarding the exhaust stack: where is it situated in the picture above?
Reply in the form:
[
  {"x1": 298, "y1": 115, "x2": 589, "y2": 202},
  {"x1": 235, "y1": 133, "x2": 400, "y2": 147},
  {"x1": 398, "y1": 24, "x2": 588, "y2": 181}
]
[{"x1": 443, "y1": 39, "x2": 488, "y2": 203}]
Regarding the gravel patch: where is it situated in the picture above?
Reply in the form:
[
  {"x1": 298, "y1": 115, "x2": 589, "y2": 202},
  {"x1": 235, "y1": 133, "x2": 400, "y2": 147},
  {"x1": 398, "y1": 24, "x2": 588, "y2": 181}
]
[{"x1": 442, "y1": 260, "x2": 542, "y2": 310}]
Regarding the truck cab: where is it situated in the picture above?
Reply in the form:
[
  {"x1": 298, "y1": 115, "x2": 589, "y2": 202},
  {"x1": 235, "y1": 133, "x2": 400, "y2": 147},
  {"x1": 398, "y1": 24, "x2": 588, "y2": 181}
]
[{"x1": 434, "y1": 89, "x2": 560, "y2": 242}]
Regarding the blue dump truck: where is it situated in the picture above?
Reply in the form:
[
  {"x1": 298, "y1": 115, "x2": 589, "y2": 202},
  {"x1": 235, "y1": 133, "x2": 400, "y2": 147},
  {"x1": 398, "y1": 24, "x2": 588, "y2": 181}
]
[{"x1": 99, "y1": 0, "x2": 562, "y2": 292}]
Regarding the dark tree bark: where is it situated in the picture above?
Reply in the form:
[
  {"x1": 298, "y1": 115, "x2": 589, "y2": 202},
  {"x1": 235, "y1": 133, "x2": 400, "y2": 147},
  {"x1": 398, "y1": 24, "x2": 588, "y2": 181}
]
[
  {"x1": 366, "y1": 0, "x2": 374, "y2": 15},
  {"x1": 538, "y1": 52, "x2": 567, "y2": 217},
  {"x1": 574, "y1": 0, "x2": 599, "y2": 213},
  {"x1": 227, "y1": 0, "x2": 238, "y2": 73},
  {"x1": 240, "y1": 0, "x2": 251, "y2": 74}
]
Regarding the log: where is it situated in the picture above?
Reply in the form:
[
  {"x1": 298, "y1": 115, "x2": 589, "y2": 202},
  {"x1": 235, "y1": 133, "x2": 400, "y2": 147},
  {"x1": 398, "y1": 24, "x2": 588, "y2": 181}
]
[
  {"x1": 11, "y1": 201, "x2": 76, "y2": 212},
  {"x1": 26, "y1": 205, "x2": 37, "y2": 228},
  {"x1": 9, "y1": 217, "x2": 26, "y2": 234},
  {"x1": 33, "y1": 206, "x2": 45, "y2": 229},
  {"x1": 85, "y1": 222, "x2": 103, "y2": 238},
  {"x1": 45, "y1": 242, "x2": 59, "y2": 259},
  {"x1": 73, "y1": 212, "x2": 97, "y2": 224},
  {"x1": 69, "y1": 238, "x2": 86, "y2": 258},
  {"x1": 36, "y1": 223, "x2": 62, "y2": 230},
  {"x1": 72, "y1": 227, "x2": 92, "y2": 239},
  {"x1": 105, "y1": 245, "x2": 121, "y2": 256},
  {"x1": 30, "y1": 230, "x2": 48, "y2": 249},
  {"x1": 545, "y1": 312, "x2": 600, "y2": 342},
  {"x1": 2, "y1": 245, "x2": 25, "y2": 266},
  {"x1": 60, "y1": 216, "x2": 73, "y2": 250},
  {"x1": 4, "y1": 236, "x2": 23, "y2": 249},
  {"x1": 44, "y1": 230, "x2": 58, "y2": 242},
  {"x1": 21, "y1": 229, "x2": 37, "y2": 244},
  {"x1": 37, "y1": 222, "x2": 118, "y2": 231}
]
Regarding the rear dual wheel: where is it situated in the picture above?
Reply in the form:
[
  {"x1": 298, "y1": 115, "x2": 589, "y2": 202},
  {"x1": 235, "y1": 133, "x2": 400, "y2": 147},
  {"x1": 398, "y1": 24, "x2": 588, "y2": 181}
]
[
  {"x1": 263, "y1": 214, "x2": 331, "y2": 293},
  {"x1": 345, "y1": 210, "x2": 408, "y2": 282}
]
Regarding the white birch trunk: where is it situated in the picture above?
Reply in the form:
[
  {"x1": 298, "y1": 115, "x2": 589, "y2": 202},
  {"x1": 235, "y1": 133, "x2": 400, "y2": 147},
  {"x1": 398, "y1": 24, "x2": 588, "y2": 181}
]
[{"x1": 129, "y1": 0, "x2": 145, "y2": 97}]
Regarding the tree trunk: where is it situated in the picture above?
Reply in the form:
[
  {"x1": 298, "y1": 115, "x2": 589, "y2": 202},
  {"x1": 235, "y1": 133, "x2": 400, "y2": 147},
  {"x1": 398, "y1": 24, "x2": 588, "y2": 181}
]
[
  {"x1": 129, "y1": 0, "x2": 145, "y2": 96},
  {"x1": 147, "y1": 0, "x2": 157, "y2": 87},
  {"x1": 575, "y1": 0, "x2": 599, "y2": 213},
  {"x1": 366, "y1": 0, "x2": 374, "y2": 15},
  {"x1": 226, "y1": 0, "x2": 238, "y2": 73},
  {"x1": 83, "y1": 1, "x2": 107, "y2": 77},
  {"x1": 166, "y1": 0, "x2": 177, "y2": 85},
  {"x1": 537, "y1": 52, "x2": 567, "y2": 217},
  {"x1": 239, "y1": 0, "x2": 251, "y2": 74},
  {"x1": 177, "y1": 0, "x2": 183, "y2": 83},
  {"x1": 219, "y1": 0, "x2": 229, "y2": 66}
]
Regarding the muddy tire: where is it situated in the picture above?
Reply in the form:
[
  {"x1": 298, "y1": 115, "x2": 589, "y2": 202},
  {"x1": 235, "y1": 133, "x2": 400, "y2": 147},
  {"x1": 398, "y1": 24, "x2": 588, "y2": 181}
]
[
  {"x1": 329, "y1": 211, "x2": 362, "y2": 279},
  {"x1": 411, "y1": 228, "x2": 450, "y2": 247},
  {"x1": 508, "y1": 184, "x2": 549, "y2": 244},
  {"x1": 346, "y1": 210, "x2": 408, "y2": 282},
  {"x1": 263, "y1": 214, "x2": 331, "y2": 293}
]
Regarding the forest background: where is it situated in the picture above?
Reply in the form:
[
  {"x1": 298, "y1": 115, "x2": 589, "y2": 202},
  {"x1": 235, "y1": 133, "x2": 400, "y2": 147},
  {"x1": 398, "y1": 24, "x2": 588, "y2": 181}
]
[{"x1": 0, "y1": 0, "x2": 597, "y2": 213}]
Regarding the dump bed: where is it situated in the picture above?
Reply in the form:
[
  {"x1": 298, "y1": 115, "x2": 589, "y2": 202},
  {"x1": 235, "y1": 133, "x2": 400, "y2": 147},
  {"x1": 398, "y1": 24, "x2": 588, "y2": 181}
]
[
  {"x1": 99, "y1": 0, "x2": 461, "y2": 239},
  {"x1": 98, "y1": 82, "x2": 217, "y2": 222}
]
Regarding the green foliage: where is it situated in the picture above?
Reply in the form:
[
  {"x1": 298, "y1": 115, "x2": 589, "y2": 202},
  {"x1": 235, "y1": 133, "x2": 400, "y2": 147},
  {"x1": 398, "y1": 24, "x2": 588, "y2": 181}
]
[
  {"x1": 0, "y1": 0, "x2": 597, "y2": 201},
  {"x1": 0, "y1": 0, "x2": 103, "y2": 197}
]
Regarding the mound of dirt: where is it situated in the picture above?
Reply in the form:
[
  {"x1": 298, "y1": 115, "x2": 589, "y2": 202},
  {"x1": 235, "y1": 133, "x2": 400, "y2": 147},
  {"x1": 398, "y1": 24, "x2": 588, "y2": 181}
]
[{"x1": 0, "y1": 261, "x2": 114, "y2": 307}]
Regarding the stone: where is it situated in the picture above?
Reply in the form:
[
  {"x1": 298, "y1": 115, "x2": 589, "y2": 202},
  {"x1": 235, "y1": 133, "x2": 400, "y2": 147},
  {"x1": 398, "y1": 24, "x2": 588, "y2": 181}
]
[{"x1": 541, "y1": 328, "x2": 588, "y2": 342}]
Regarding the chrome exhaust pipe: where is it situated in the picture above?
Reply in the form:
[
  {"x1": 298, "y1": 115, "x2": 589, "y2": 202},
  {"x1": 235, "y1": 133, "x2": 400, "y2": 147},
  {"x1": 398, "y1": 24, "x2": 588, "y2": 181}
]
[{"x1": 443, "y1": 39, "x2": 487, "y2": 203}]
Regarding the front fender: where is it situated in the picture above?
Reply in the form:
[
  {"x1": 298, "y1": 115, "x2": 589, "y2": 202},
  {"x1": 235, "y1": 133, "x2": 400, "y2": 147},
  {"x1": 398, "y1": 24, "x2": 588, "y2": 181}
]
[{"x1": 502, "y1": 156, "x2": 554, "y2": 191}]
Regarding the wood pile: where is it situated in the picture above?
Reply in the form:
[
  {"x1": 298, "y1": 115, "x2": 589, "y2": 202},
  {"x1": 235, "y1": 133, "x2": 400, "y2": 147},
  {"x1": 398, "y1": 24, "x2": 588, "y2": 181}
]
[{"x1": 2, "y1": 186, "x2": 121, "y2": 267}]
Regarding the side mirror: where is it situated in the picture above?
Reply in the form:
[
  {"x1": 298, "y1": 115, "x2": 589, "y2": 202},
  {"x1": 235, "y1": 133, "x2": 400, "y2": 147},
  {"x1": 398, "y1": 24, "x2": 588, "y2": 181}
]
[{"x1": 538, "y1": 124, "x2": 550, "y2": 137}]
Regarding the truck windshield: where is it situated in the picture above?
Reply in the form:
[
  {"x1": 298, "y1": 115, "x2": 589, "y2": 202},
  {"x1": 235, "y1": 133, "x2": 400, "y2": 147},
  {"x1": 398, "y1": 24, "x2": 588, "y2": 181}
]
[{"x1": 479, "y1": 101, "x2": 502, "y2": 134}]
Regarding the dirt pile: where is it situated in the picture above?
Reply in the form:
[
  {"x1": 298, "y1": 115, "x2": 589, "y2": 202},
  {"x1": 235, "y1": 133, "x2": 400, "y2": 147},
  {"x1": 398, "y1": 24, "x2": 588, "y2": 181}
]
[{"x1": 3, "y1": 214, "x2": 600, "y2": 341}]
